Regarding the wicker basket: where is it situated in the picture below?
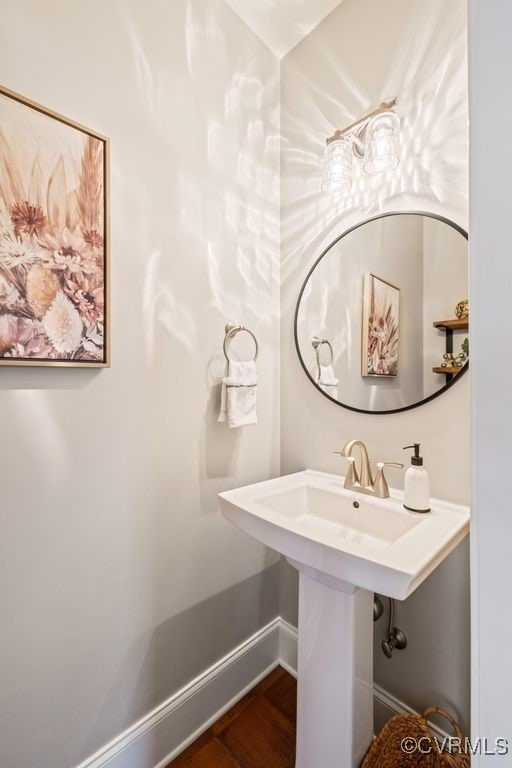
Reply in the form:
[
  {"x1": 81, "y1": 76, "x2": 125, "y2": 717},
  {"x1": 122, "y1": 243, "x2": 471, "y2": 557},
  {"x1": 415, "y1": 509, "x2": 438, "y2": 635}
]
[{"x1": 361, "y1": 706, "x2": 470, "y2": 768}]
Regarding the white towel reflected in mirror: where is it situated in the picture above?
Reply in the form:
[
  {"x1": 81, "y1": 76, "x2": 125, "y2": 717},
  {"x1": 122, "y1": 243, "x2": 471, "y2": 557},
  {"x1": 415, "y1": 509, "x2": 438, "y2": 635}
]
[{"x1": 316, "y1": 364, "x2": 339, "y2": 400}]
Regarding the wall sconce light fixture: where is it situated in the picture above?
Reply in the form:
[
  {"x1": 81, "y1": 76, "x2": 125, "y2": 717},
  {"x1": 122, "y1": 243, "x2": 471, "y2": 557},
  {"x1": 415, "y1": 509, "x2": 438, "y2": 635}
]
[{"x1": 321, "y1": 98, "x2": 400, "y2": 194}]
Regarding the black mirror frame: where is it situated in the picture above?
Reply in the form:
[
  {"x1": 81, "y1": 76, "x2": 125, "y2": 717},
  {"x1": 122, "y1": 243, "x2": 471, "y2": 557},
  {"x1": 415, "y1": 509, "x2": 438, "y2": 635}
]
[{"x1": 294, "y1": 211, "x2": 469, "y2": 415}]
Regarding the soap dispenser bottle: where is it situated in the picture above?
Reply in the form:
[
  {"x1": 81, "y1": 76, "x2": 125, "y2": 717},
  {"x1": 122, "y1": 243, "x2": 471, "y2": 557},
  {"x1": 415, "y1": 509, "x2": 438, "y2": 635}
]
[{"x1": 403, "y1": 443, "x2": 431, "y2": 513}]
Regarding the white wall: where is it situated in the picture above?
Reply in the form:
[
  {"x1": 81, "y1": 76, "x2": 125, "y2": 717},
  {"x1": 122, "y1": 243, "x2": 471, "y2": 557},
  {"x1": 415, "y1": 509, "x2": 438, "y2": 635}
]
[
  {"x1": 281, "y1": 0, "x2": 470, "y2": 732},
  {"x1": 469, "y1": 0, "x2": 512, "y2": 761},
  {"x1": 0, "y1": 2, "x2": 280, "y2": 767}
]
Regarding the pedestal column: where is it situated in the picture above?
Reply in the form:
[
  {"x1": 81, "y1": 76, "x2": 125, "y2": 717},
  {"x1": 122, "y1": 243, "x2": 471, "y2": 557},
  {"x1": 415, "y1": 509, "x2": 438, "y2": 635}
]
[{"x1": 295, "y1": 571, "x2": 374, "y2": 768}]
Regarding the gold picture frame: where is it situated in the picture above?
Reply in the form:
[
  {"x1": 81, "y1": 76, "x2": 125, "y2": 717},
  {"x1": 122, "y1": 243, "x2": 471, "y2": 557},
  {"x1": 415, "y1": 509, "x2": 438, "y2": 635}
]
[
  {"x1": 0, "y1": 84, "x2": 109, "y2": 367},
  {"x1": 362, "y1": 272, "x2": 400, "y2": 377}
]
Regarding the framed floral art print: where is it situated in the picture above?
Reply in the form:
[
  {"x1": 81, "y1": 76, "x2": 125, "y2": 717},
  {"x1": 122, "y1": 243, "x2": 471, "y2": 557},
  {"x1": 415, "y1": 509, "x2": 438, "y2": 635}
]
[
  {"x1": 361, "y1": 273, "x2": 400, "y2": 377},
  {"x1": 0, "y1": 85, "x2": 109, "y2": 366}
]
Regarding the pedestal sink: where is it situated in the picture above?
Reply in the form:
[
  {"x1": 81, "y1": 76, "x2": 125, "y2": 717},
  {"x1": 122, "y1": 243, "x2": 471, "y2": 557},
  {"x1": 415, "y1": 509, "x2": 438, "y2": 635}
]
[{"x1": 218, "y1": 470, "x2": 469, "y2": 768}]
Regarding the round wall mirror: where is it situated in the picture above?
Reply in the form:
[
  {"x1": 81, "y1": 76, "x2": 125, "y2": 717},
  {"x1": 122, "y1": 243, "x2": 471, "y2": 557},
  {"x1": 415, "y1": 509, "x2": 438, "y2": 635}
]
[{"x1": 294, "y1": 212, "x2": 468, "y2": 414}]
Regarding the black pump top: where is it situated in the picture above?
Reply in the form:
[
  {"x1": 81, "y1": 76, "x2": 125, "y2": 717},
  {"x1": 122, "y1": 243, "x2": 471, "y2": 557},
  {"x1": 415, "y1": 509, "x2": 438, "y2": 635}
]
[{"x1": 403, "y1": 443, "x2": 423, "y2": 466}]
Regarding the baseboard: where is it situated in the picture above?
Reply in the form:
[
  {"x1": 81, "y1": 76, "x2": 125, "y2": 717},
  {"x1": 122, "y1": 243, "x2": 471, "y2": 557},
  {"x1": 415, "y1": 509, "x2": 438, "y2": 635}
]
[
  {"x1": 75, "y1": 618, "x2": 280, "y2": 768},
  {"x1": 279, "y1": 618, "x2": 298, "y2": 678},
  {"x1": 75, "y1": 616, "x2": 442, "y2": 768}
]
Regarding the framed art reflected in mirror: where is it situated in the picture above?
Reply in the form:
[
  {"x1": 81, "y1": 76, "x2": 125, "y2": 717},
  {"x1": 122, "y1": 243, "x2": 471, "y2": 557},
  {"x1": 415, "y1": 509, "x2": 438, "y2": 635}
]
[{"x1": 362, "y1": 273, "x2": 400, "y2": 378}]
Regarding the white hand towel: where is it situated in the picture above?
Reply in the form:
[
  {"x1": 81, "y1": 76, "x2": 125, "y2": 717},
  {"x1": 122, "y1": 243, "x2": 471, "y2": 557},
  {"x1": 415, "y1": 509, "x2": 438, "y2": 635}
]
[
  {"x1": 218, "y1": 360, "x2": 258, "y2": 428},
  {"x1": 317, "y1": 364, "x2": 339, "y2": 399}
]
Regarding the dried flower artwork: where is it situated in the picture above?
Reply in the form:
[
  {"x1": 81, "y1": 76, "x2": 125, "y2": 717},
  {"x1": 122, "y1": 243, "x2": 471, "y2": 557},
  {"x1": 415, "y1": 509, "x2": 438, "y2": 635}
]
[
  {"x1": 0, "y1": 86, "x2": 108, "y2": 365},
  {"x1": 362, "y1": 273, "x2": 400, "y2": 377}
]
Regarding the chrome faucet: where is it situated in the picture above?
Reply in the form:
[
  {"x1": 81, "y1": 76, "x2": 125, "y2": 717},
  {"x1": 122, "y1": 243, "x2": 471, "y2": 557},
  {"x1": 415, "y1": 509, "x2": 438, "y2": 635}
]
[{"x1": 334, "y1": 439, "x2": 403, "y2": 498}]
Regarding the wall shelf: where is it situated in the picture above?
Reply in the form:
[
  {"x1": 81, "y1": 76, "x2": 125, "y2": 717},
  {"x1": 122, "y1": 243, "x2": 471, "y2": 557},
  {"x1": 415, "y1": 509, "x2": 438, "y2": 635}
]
[
  {"x1": 433, "y1": 317, "x2": 469, "y2": 381},
  {"x1": 433, "y1": 366, "x2": 463, "y2": 375},
  {"x1": 433, "y1": 318, "x2": 469, "y2": 331}
]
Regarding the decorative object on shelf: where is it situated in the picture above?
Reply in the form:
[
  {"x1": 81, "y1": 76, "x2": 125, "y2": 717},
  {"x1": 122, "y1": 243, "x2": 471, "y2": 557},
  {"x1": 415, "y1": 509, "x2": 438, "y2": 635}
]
[
  {"x1": 462, "y1": 337, "x2": 469, "y2": 358},
  {"x1": 322, "y1": 98, "x2": 400, "y2": 194},
  {"x1": 441, "y1": 352, "x2": 465, "y2": 369},
  {"x1": 455, "y1": 299, "x2": 469, "y2": 320},
  {"x1": 362, "y1": 273, "x2": 400, "y2": 377},
  {"x1": 0, "y1": 85, "x2": 109, "y2": 366}
]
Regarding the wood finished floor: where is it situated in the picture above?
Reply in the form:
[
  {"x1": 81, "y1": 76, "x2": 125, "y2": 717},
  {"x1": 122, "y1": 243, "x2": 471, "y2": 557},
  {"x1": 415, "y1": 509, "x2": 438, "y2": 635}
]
[{"x1": 167, "y1": 667, "x2": 297, "y2": 768}]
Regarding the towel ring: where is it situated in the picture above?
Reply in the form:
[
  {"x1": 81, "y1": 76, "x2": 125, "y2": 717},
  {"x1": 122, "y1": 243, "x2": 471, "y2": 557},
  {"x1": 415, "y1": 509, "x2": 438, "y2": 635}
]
[
  {"x1": 312, "y1": 336, "x2": 333, "y2": 374},
  {"x1": 223, "y1": 322, "x2": 259, "y2": 362}
]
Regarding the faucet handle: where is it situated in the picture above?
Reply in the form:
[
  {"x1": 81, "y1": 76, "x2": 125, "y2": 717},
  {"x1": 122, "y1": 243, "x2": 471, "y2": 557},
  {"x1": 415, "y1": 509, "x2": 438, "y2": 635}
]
[
  {"x1": 333, "y1": 452, "x2": 360, "y2": 485},
  {"x1": 373, "y1": 462, "x2": 404, "y2": 499}
]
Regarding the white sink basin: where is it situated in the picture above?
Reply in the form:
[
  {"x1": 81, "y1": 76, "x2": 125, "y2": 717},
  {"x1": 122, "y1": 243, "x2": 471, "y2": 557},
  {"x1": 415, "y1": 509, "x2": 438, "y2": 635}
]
[
  {"x1": 219, "y1": 469, "x2": 470, "y2": 768},
  {"x1": 219, "y1": 469, "x2": 469, "y2": 599}
]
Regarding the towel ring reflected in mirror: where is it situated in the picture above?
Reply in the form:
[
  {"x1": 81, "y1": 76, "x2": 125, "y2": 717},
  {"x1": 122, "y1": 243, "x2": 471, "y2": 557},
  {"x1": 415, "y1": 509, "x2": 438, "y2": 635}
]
[
  {"x1": 312, "y1": 337, "x2": 334, "y2": 379},
  {"x1": 223, "y1": 322, "x2": 259, "y2": 362}
]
